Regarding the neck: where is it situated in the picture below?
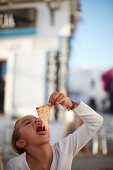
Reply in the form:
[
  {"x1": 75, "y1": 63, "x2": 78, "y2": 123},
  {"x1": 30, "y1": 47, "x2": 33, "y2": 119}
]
[{"x1": 26, "y1": 144, "x2": 53, "y2": 170}]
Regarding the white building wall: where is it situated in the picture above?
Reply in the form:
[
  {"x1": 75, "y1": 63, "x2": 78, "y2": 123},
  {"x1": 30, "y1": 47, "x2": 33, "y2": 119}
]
[{"x1": 0, "y1": 1, "x2": 71, "y2": 117}]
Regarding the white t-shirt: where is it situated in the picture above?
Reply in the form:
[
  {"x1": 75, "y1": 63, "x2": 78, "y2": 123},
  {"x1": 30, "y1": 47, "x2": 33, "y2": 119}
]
[{"x1": 5, "y1": 101, "x2": 103, "y2": 170}]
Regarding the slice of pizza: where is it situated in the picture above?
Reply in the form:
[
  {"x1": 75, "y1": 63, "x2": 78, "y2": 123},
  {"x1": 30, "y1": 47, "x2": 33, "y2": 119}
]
[{"x1": 36, "y1": 104, "x2": 52, "y2": 130}]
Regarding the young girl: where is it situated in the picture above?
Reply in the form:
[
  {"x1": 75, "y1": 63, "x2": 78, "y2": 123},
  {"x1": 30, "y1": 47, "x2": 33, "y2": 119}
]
[{"x1": 6, "y1": 91, "x2": 103, "y2": 170}]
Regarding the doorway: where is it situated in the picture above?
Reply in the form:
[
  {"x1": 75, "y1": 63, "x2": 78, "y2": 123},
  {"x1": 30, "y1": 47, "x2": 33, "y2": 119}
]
[{"x1": 0, "y1": 61, "x2": 6, "y2": 114}]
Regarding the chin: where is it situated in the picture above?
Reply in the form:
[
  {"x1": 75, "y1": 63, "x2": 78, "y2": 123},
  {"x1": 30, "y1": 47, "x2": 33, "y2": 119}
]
[{"x1": 42, "y1": 136, "x2": 50, "y2": 144}]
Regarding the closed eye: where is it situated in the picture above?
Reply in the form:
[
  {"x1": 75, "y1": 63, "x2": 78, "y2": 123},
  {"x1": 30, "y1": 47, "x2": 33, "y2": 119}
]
[{"x1": 25, "y1": 121, "x2": 32, "y2": 126}]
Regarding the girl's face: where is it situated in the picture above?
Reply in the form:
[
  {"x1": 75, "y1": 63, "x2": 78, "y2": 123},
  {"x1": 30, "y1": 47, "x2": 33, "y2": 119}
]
[{"x1": 16, "y1": 116, "x2": 50, "y2": 147}]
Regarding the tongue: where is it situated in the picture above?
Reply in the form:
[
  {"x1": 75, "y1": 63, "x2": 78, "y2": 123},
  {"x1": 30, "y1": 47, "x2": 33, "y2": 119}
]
[
  {"x1": 37, "y1": 130, "x2": 48, "y2": 135},
  {"x1": 36, "y1": 125, "x2": 48, "y2": 135}
]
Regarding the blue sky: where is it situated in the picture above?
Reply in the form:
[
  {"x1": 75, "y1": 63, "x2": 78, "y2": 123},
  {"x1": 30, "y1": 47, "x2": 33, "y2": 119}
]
[{"x1": 69, "y1": 0, "x2": 113, "y2": 71}]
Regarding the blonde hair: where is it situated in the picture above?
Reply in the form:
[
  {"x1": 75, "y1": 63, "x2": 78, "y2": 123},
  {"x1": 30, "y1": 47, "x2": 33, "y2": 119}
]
[{"x1": 11, "y1": 120, "x2": 25, "y2": 155}]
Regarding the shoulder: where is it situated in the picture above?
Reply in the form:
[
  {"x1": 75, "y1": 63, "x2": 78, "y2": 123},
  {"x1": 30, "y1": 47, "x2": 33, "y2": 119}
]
[
  {"x1": 9, "y1": 152, "x2": 26, "y2": 162},
  {"x1": 6, "y1": 152, "x2": 26, "y2": 170}
]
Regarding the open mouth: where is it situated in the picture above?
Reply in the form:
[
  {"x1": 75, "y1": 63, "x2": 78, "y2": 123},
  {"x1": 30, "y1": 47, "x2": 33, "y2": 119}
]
[
  {"x1": 36, "y1": 124, "x2": 47, "y2": 135},
  {"x1": 36, "y1": 125, "x2": 46, "y2": 132}
]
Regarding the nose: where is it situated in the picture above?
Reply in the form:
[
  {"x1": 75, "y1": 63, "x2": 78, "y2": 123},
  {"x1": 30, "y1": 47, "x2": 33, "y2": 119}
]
[{"x1": 34, "y1": 118, "x2": 41, "y2": 124}]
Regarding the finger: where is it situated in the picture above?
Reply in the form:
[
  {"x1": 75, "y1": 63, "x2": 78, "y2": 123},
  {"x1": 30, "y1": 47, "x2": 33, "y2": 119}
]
[
  {"x1": 60, "y1": 100, "x2": 67, "y2": 106},
  {"x1": 51, "y1": 92, "x2": 63, "y2": 105},
  {"x1": 48, "y1": 103, "x2": 54, "y2": 107},
  {"x1": 55, "y1": 96, "x2": 65, "y2": 105},
  {"x1": 54, "y1": 93, "x2": 64, "y2": 105},
  {"x1": 49, "y1": 91, "x2": 60, "y2": 105},
  {"x1": 58, "y1": 98, "x2": 66, "y2": 106},
  {"x1": 48, "y1": 91, "x2": 57, "y2": 104}
]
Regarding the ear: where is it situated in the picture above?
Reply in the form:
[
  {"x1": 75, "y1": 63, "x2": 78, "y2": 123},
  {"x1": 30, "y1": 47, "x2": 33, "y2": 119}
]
[{"x1": 16, "y1": 139, "x2": 26, "y2": 149}]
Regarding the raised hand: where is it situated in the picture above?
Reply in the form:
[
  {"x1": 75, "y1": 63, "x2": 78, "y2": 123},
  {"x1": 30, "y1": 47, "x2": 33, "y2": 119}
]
[{"x1": 48, "y1": 91, "x2": 73, "y2": 109}]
